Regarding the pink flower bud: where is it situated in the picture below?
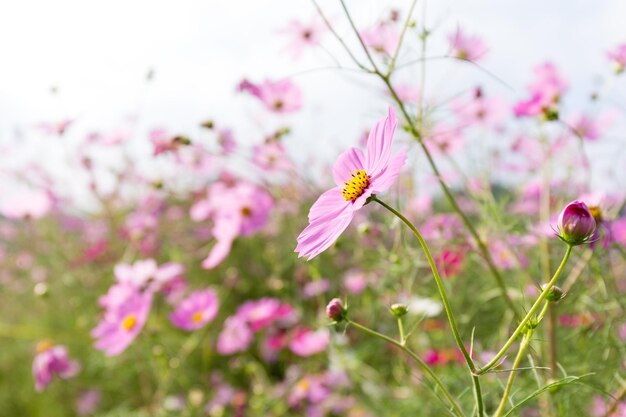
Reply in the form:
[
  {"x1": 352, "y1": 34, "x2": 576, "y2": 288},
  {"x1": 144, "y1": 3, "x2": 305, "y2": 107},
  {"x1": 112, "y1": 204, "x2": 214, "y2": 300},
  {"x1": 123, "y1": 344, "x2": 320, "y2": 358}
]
[
  {"x1": 557, "y1": 200, "x2": 596, "y2": 245},
  {"x1": 326, "y1": 298, "x2": 346, "y2": 323}
]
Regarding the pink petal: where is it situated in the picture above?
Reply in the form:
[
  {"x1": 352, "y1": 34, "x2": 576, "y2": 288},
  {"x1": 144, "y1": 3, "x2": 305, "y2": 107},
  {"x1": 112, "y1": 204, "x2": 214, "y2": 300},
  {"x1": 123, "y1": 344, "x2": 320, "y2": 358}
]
[
  {"x1": 332, "y1": 147, "x2": 366, "y2": 186},
  {"x1": 307, "y1": 188, "x2": 350, "y2": 222},
  {"x1": 370, "y1": 150, "x2": 407, "y2": 193},
  {"x1": 365, "y1": 106, "x2": 397, "y2": 176},
  {"x1": 295, "y1": 211, "x2": 354, "y2": 260}
]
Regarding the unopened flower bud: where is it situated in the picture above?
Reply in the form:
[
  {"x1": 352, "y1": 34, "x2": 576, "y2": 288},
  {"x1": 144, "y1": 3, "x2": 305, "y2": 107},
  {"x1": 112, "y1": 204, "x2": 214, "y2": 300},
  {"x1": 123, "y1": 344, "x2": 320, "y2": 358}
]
[
  {"x1": 326, "y1": 298, "x2": 346, "y2": 323},
  {"x1": 543, "y1": 285, "x2": 565, "y2": 302},
  {"x1": 557, "y1": 200, "x2": 596, "y2": 245},
  {"x1": 390, "y1": 303, "x2": 409, "y2": 318}
]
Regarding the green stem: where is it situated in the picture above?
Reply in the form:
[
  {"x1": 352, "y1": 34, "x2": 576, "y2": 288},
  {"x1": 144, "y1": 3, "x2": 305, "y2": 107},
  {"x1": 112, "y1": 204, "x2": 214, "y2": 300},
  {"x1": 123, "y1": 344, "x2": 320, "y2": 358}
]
[
  {"x1": 372, "y1": 196, "x2": 484, "y2": 416},
  {"x1": 493, "y1": 333, "x2": 532, "y2": 417},
  {"x1": 347, "y1": 319, "x2": 465, "y2": 417},
  {"x1": 476, "y1": 245, "x2": 573, "y2": 375},
  {"x1": 398, "y1": 317, "x2": 406, "y2": 344}
]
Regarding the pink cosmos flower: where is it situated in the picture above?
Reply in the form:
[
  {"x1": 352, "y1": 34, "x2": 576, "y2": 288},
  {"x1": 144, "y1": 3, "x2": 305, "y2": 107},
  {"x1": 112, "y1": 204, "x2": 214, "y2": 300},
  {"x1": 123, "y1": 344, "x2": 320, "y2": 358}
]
[
  {"x1": 76, "y1": 389, "x2": 101, "y2": 416},
  {"x1": 114, "y1": 259, "x2": 184, "y2": 293},
  {"x1": 295, "y1": 107, "x2": 406, "y2": 260},
  {"x1": 279, "y1": 18, "x2": 326, "y2": 59},
  {"x1": 170, "y1": 289, "x2": 220, "y2": 331},
  {"x1": 32, "y1": 342, "x2": 80, "y2": 392},
  {"x1": 252, "y1": 141, "x2": 294, "y2": 172},
  {"x1": 424, "y1": 124, "x2": 464, "y2": 155},
  {"x1": 149, "y1": 128, "x2": 190, "y2": 156},
  {"x1": 239, "y1": 79, "x2": 303, "y2": 113},
  {"x1": 38, "y1": 119, "x2": 73, "y2": 135},
  {"x1": 607, "y1": 43, "x2": 626, "y2": 73},
  {"x1": 392, "y1": 83, "x2": 421, "y2": 105},
  {"x1": 514, "y1": 62, "x2": 568, "y2": 118},
  {"x1": 360, "y1": 23, "x2": 399, "y2": 56},
  {"x1": 92, "y1": 291, "x2": 152, "y2": 356},
  {"x1": 1, "y1": 190, "x2": 53, "y2": 220},
  {"x1": 343, "y1": 269, "x2": 368, "y2": 294},
  {"x1": 448, "y1": 28, "x2": 488, "y2": 61},
  {"x1": 288, "y1": 327, "x2": 330, "y2": 357},
  {"x1": 236, "y1": 298, "x2": 295, "y2": 331},
  {"x1": 192, "y1": 181, "x2": 274, "y2": 269},
  {"x1": 216, "y1": 315, "x2": 254, "y2": 355},
  {"x1": 451, "y1": 88, "x2": 508, "y2": 129}
]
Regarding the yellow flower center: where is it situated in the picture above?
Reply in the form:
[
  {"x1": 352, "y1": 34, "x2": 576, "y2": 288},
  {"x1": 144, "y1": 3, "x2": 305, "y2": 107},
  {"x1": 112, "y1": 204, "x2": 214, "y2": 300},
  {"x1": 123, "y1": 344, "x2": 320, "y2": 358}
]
[
  {"x1": 341, "y1": 169, "x2": 370, "y2": 202},
  {"x1": 589, "y1": 205, "x2": 602, "y2": 223},
  {"x1": 192, "y1": 311, "x2": 204, "y2": 323},
  {"x1": 122, "y1": 314, "x2": 137, "y2": 331},
  {"x1": 36, "y1": 340, "x2": 54, "y2": 353},
  {"x1": 241, "y1": 207, "x2": 252, "y2": 217}
]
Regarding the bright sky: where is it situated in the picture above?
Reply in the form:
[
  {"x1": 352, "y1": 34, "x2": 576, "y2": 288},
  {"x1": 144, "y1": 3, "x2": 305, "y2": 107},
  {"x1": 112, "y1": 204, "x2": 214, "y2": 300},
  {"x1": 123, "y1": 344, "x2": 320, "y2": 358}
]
[{"x1": 1, "y1": 0, "x2": 625, "y2": 201}]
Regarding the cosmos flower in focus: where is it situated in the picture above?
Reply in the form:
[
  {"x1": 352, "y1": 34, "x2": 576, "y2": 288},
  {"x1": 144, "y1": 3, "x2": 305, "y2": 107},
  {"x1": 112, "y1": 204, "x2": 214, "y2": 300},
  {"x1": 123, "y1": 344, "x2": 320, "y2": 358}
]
[
  {"x1": 239, "y1": 79, "x2": 303, "y2": 113},
  {"x1": 295, "y1": 107, "x2": 406, "y2": 260}
]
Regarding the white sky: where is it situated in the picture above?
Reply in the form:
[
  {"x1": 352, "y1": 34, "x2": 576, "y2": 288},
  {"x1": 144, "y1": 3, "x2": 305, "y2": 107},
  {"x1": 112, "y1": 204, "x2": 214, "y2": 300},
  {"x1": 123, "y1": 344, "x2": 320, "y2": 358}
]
[{"x1": 1, "y1": 0, "x2": 625, "y2": 202}]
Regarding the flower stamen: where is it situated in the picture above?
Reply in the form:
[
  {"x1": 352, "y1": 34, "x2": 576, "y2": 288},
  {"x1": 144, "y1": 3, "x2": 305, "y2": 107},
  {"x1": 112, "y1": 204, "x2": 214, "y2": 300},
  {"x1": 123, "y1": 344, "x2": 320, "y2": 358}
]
[{"x1": 342, "y1": 169, "x2": 371, "y2": 202}]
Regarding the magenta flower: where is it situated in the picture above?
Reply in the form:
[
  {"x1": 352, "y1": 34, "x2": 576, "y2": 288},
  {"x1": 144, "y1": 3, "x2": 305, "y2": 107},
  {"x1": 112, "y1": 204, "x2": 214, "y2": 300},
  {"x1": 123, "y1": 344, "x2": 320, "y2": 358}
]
[
  {"x1": 557, "y1": 200, "x2": 596, "y2": 245},
  {"x1": 607, "y1": 43, "x2": 626, "y2": 73},
  {"x1": 288, "y1": 327, "x2": 330, "y2": 357},
  {"x1": 32, "y1": 342, "x2": 80, "y2": 392},
  {"x1": 216, "y1": 316, "x2": 254, "y2": 355},
  {"x1": 92, "y1": 291, "x2": 152, "y2": 356},
  {"x1": 170, "y1": 289, "x2": 220, "y2": 331},
  {"x1": 448, "y1": 28, "x2": 488, "y2": 61},
  {"x1": 295, "y1": 107, "x2": 406, "y2": 260},
  {"x1": 239, "y1": 79, "x2": 303, "y2": 113}
]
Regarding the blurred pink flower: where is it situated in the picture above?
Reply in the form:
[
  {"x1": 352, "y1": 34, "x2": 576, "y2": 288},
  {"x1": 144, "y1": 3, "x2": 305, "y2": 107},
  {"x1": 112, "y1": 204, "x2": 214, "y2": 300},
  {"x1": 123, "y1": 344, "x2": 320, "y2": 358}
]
[
  {"x1": 295, "y1": 107, "x2": 406, "y2": 260},
  {"x1": 343, "y1": 269, "x2": 368, "y2": 294},
  {"x1": 360, "y1": 23, "x2": 399, "y2": 55},
  {"x1": 32, "y1": 343, "x2": 80, "y2": 392},
  {"x1": 239, "y1": 79, "x2": 303, "y2": 113},
  {"x1": 448, "y1": 28, "x2": 488, "y2": 61},
  {"x1": 149, "y1": 128, "x2": 190, "y2": 156},
  {"x1": 237, "y1": 298, "x2": 295, "y2": 331},
  {"x1": 392, "y1": 83, "x2": 420, "y2": 105},
  {"x1": 252, "y1": 141, "x2": 294, "y2": 172},
  {"x1": 279, "y1": 18, "x2": 326, "y2": 59},
  {"x1": 451, "y1": 88, "x2": 508, "y2": 129},
  {"x1": 216, "y1": 315, "x2": 253, "y2": 355},
  {"x1": 170, "y1": 288, "x2": 220, "y2": 331},
  {"x1": 38, "y1": 119, "x2": 73, "y2": 135},
  {"x1": 92, "y1": 291, "x2": 152, "y2": 356},
  {"x1": 114, "y1": 259, "x2": 184, "y2": 293},
  {"x1": 514, "y1": 62, "x2": 567, "y2": 118},
  {"x1": 424, "y1": 124, "x2": 464, "y2": 155},
  {"x1": 192, "y1": 181, "x2": 273, "y2": 269},
  {"x1": 1, "y1": 190, "x2": 53, "y2": 220},
  {"x1": 76, "y1": 389, "x2": 101, "y2": 416},
  {"x1": 302, "y1": 279, "x2": 330, "y2": 298},
  {"x1": 607, "y1": 43, "x2": 626, "y2": 73},
  {"x1": 289, "y1": 327, "x2": 330, "y2": 357}
]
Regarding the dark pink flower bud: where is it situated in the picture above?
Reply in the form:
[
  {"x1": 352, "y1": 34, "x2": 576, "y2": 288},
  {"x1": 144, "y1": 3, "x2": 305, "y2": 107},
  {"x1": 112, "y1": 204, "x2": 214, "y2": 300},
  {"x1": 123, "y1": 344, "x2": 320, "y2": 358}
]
[
  {"x1": 326, "y1": 298, "x2": 346, "y2": 323},
  {"x1": 557, "y1": 200, "x2": 596, "y2": 245}
]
